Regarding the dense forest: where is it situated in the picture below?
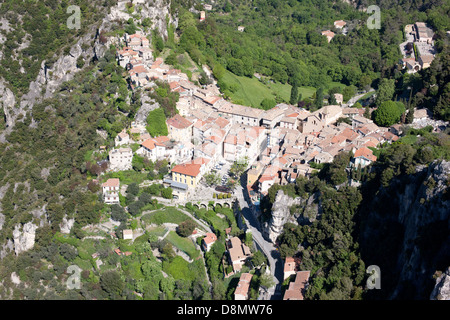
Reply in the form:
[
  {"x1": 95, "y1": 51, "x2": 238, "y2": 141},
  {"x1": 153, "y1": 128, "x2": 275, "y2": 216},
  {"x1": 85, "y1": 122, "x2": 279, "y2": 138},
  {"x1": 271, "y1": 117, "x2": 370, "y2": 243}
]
[{"x1": 167, "y1": 0, "x2": 450, "y2": 117}]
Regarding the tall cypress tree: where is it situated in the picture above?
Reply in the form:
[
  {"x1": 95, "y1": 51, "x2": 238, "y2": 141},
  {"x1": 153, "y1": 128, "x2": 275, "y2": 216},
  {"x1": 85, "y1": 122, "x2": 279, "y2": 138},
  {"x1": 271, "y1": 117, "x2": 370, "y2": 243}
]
[{"x1": 290, "y1": 84, "x2": 299, "y2": 105}]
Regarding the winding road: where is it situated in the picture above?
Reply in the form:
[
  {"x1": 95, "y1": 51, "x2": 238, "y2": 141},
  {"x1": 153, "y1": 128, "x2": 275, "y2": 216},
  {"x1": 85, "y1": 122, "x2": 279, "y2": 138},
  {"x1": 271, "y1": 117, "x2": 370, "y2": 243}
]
[{"x1": 234, "y1": 175, "x2": 284, "y2": 300}]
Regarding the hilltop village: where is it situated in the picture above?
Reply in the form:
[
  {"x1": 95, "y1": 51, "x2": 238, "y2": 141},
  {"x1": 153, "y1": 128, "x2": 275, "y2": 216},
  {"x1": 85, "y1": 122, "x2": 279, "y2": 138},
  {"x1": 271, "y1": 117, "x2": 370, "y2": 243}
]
[
  {"x1": 97, "y1": 28, "x2": 430, "y2": 301},
  {"x1": 105, "y1": 31, "x2": 401, "y2": 206}
]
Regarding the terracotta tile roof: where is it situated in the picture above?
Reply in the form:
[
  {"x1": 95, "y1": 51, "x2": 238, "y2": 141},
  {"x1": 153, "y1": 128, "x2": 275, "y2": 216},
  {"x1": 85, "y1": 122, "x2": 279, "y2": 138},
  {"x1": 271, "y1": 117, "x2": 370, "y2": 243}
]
[
  {"x1": 235, "y1": 273, "x2": 253, "y2": 297},
  {"x1": 354, "y1": 146, "x2": 377, "y2": 162},
  {"x1": 167, "y1": 114, "x2": 193, "y2": 129},
  {"x1": 224, "y1": 135, "x2": 237, "y2": 145},
  {"x1": 171, "y1": 163, "x2": 202, "y2": 177},
  {"x1": 169, "y1": 81, "x2": 180, "y2": 90},
  {"x1": 214, "y1": 117, "x2": 230, "y2": 129},
  {"x1": 363, "y1": 140, "x2": 378, "y2": 148},
  {"x1": 153, "y1": 135, "x2": 170, "y2": 145},
  {"x1": 131, "y1": 65, "x2": 149, "y2": 74},
  {"x1": 331, "y1": 134, "x2": 346, "y2": 145},
  {"x1": 341, "y1": 128, "x2": 359, "y2": 141},
  {"x1": 334, "y1": 20, "x2": 346, "y2": 27},
  {"x1": 203, "y1": 233, "x2": 217, "y2": 245},
  {"x1": 284, "y1": 257, "x2": 296, "y2": 273},
  {"x1": 321, "y1": 30, "x2": 335, "y2": 38},
  {"x1": 283, "y1": 271, "x2": 310, "y2": 300},
  {"x1": 102, "y1": 178, "x2": 120, "y2": 187},
  {"x1": 189, "y1": 157, "x2": 210, "y2": 166},
  {"x1": 204, "y1": 95, "x2": 222, "y2": 105},
  {"x1": 206, "y1": 135, "x2": 222, "y2": 144},
  {"x1": 228, "y1": 237, "x2": 251, "y2": 264},
  {"x1": 141, "y1": 138, "x2": 156, "y2": 150}
]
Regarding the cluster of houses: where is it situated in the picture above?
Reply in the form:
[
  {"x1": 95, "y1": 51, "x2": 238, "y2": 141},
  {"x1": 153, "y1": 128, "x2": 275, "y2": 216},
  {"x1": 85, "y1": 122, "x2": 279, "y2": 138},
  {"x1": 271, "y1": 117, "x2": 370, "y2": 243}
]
[
  {"x1": 282, "y1": 257, "x2": 310, "y2": 300},
  {"x1": 200, "y1": 229, "x2": 255, "y2": 300},
  {"x1": 321, "y1": 19, "x2": 347, "y2": 43},
  {"x1": 400, "y1": 22, "x2": 436, "y2": 73},
  {"x1": 116, "y1": 31, "x2": 189, "y2": 88},
  {"x1": 102, "y1": 31, "x2": 402, "y2": 206}
]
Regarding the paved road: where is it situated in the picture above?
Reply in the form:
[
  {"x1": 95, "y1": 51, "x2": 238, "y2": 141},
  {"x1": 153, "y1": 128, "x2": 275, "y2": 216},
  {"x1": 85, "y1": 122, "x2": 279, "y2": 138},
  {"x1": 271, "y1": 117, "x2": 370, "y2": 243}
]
[
  {"x1": 343, "y1": 89, "x2": 375, "y2": 107},
  {"x1": 234, "y1": 176, "x2": 284, "y2": 300}
]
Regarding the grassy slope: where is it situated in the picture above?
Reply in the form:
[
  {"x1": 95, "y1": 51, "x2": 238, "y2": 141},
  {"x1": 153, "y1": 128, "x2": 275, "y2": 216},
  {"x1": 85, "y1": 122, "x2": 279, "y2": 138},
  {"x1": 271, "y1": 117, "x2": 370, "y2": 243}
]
[
  {"x1": 221, "y1": 70, "x2": 346, "y2": 108},
  {"x1": 222, "y1": 70, "x2": 316, "y2": 107}
]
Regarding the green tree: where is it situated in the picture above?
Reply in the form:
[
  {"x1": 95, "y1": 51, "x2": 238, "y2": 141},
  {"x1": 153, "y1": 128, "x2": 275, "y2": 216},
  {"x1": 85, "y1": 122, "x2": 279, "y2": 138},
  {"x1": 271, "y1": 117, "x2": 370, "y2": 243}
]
[
  {"x1": 100, "y1": 270, "x2": 124, "y2": 298},
  {"x1": 204, "y1": 172, "x2": 221, "y2": 187},
  {"x1": 343, "y1": 85, "x2": 356, "y2": 102},
  {"x1": 259, "y1": 273, "x2": 275, "y2": 289},
  {"x1": 161, "y1": 187, "x2": 173, "y2": 199},
  {"x1": 146, "y1": 108, "x2": 168, "y2": 137},
  {"x1": 111, "y1": 204, "x2": 127, "y2": 222},
  {"x1": 375, "y1": 78, "x2": 396, "y2": 106},
  {"x1": 251, "y1": 250, "x2": 266, "y2": 268},
  {"x1": 176, "y1": 220, "x2": 197, "y2": 237},
  {"x1": 314, "y1": 87, "x2": 324, "y2": 110},
  {"x1": 260, "y1": 98, "x2": 277, "y2": 110},
  {"x1": 127, "y1": 182, "x2": 140, "y2": 196},
  {"x1": 373, "y1": 101, "x2": 405, "y2": 127},
  {"x1": 405, "y1": 105, "x2": 415, "y2": 124},
  {"x1": 290, "y1": 85, "x2": 299, "y2": 105}
]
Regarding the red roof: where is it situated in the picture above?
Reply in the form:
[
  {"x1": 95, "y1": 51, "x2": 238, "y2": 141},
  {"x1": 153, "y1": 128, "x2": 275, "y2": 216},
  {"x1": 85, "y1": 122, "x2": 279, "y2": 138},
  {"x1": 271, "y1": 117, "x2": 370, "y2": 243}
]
[
  {"x1": 171, "y1": 163, "x2": 201, "y2": 177},
  {"x1": 154, "y1": 135, "x2": 170, "y2": 146},
  {"x1": 141, "y1": 139, "x2": 156, "y2": 150},
  {"x1": 167, "y1": 114, "x2": 193, "y2": 129},
  {"x1": 354, "y1": 147, "x2": 377, "y2": 162},
  {"x1": 102, "y1": 178, "x2": 120, "y2": 187},
  {"x1": 169, "y1": 81, "x2": 180, "y2": 90},
  {"x1": 203, "y1": 233, "x2": 217, "y2": 245}
]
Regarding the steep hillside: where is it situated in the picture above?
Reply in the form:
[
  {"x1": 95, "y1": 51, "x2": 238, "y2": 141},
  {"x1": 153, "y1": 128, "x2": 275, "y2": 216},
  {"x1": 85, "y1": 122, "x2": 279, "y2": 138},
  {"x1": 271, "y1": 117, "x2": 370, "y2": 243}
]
[
  {"x1": 359, "y1": 160, "x2": 450, "y2": 299},
  {"x1": 265, "y1": 127, "x2": 449, "y2": 300}
]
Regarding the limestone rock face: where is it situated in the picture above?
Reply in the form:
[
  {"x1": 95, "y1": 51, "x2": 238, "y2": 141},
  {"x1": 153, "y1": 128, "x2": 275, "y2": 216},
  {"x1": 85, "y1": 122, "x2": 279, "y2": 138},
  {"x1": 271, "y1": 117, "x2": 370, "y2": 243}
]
[
  {"x1": 360, "y1": 160, "x2": 450, "y2": 299},
  {"x1": 13, "y1": 222, "x2": 38, "y2": 255},
  {"x1": 265, "y1": 190, "x2": 301, "y2": 243},
  {"x1": 430, "y1": 267, "x2": 450, "y2": 300},
  {"x1": 0, "y1": 82, "x2": 15, "y2": 126},
  {"x1": 60, "y1": 216, "x2": 75, "y2": 234},
  {"x1": 107, "y1": 0, "x2": 175, "y2": 38}
]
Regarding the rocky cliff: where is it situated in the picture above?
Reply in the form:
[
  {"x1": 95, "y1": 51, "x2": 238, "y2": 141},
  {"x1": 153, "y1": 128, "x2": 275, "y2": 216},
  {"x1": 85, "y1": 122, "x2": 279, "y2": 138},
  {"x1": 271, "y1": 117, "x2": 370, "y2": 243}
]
[
  {"x1": 359, "y1": 160, "x2": 450, "y2": 299},
  {"x1": 1, "y1": 0, "x2": 176, "y2": 135},
  {"x1": 0, "y1": 0, "x2": 176, "y2": 257},
  {"x1": 430, "y1": 267, "x2": 450, "y2": 300},
  {"x1": 263, "y1": 189, "x2": 322, "y2": 243},
  {"x1": 12, "y1": 222, "x2": 38, "y2": 255}
]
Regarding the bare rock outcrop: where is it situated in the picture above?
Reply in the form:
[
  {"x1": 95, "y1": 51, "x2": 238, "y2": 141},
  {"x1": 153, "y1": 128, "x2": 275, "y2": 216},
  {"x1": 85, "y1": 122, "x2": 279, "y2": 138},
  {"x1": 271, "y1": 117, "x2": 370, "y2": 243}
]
[
  {"x1": 12, "y1": 222, "x2": 38, "y2": 255},
  {"x1": 264, "y1": 190, "x2": 301, "y2": 243},
  {"x1": 430, "y1": 267, "x2": 450, "y2": 300},
  {"x1": 60, "y1": 216, "x2": 75, "y2": 234},
  {"x1": 0, "y1": 81, "x2": 15, "y2": 126}
]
